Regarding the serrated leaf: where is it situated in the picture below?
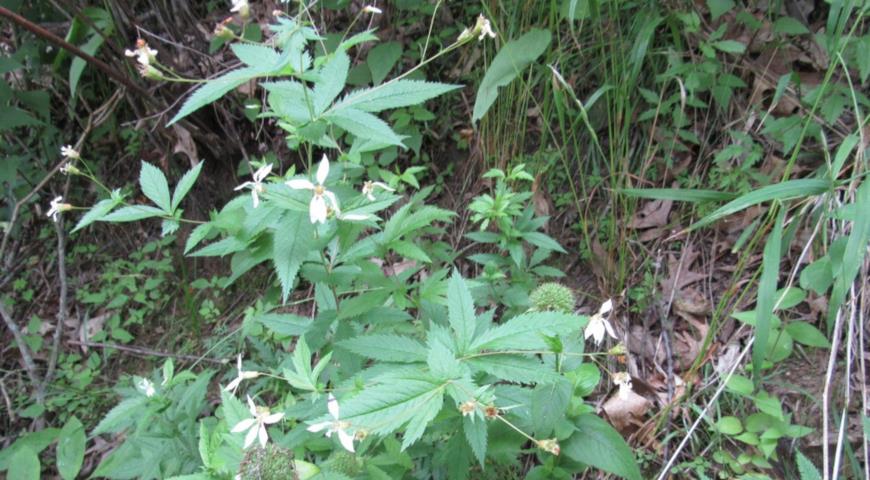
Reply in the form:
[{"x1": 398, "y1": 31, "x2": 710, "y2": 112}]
[
  {"x1": 401, "y1": 391, "x2": 443, "y2": 450},
  {"x1": 562, "y1": 414, "x2": 642, "y2": 480},
  {"x1": 523, "y1": 231, "x2": 566, "y2": 253},
  {"x1": 326, "y1": 107, "x2": 405, "y2": 146},
  {"x1": 184, "y1": 223, "x2": 213, "y2": 254},
  {"x1": 72, "y1": 196, "x2": 123, "y2": 232},
  {"x1": 168, "y1": 67, "x2": 263, "y2": 126},
  {"x1": 257, "y1": 313, "x2": 311, "y2": 337},
  {"x1": 189, "y1": 236, "x2": 249, "y2": 257},
  {"x1": 231, "y1": 43, "x2": 280, "y2": 68},
  {"x1": 57, "y1": 416, "x2": 85, "y2": 480},
  {"x1": 171, "y1": 161, "x2": 203, "y2": 210},
  {"x1": 462, "y1": 415, "x2": 487, "y2": 466},
  {"x1": 795, "y1": 450, "x2": 821, "y2": 480},
  {"x1": 470, "y1": 312, "x2": 585, "y2": 351},
  {"x1": 139, "y1": 161, "x2": 171, "y2": 211},
  {"x1": 92, "y1": 397, "x2": 147, "y2": 435},
  {"x1": 530, "y1": 379, "x2": 572, "y2": 437},
  {"x1": 313, "y1": 51, "x2": 350, "y2": 114},
  {"x1": 336, "y1": 80, "x2": 461, "y2": 113},
  {"x1": 99, "y1": 205, "x2": 166, "y2": 222},
  {"x1": 335, "y1": 373, "x2": 446, "y2": 437},
  {"x1": 427, "y1": 338, "x2": 463, "y2": 379},
  {"x1": 447, "y1": 271, "x2": 477, "y2": 352},
  {"x1": 339, "y1": 334, "x2": 427, "y2": 363},
  {"x1": 473, "y1": 29, "x2": 551, "y2": 122},
  {"x1": 272, "y1": 211, "x2": 313, "y2": 303},
  {"x1": 466, "y1": 354, "x2": 559, "y2": 384}
]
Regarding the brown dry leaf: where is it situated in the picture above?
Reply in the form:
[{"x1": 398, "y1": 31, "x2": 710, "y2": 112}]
[
  {"x1": 673, "y1": 287, "x2": 710, "y2": 316},
  {"x1": 602, "y1": 389, "x2": 649, "y2": 434},
  {"x1": 589, "y1": 238, "x2": 617, "y2": 280},
  {"x1": 628, "y1": 198, "x2": 672, "y2": 229},
  {"x1": 531, "y1": 175, "x2": 551, "y2": 232},
  {"x1": 172, "y1": 125, "x2": 199, "y2": 168},
  {"x1": 660, "y1": 244, "x2": 707, "y2": 301},
  {"x1": 384, "y1": 260, "x2": 417, "y2": 277},
  {"x1": 78, "y1": 312, "x2": 109, "y2": 352}
]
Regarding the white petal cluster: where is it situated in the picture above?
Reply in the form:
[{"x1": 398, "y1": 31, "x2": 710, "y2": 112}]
[
  {"x1": 47, "y1": 196, "x2": 71, "y2": 222},
  {"x1": 361, "y1": 180, "x2": 394, "y2": 201},
  {"x1": 231, "y1": 395, "x2": 284, "y2": 449},
  {"x1": 60, "y1": 145, "x2": 80, "y2": 159},
  {"x1": 583, "y1": 298, "x2": 617, "y2": 345},
  {"x1": 307, "y1": 393, "x2": 355, "y2": 452},
  {"x1": 234, "y1": 164, "x2": 273, "y2": 208},
  {"x1": 612, "y1": 372, "x2": 633, "y2": 400},
  {"x1": 287, "y1": 155, "x2": 340, "y2": 224},
  {"x1": 224, "y1": 354, "x2": 262, "y2": 393}
]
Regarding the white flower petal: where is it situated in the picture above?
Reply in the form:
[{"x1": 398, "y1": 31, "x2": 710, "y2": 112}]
[
  {"x1": 232, "y1": 418, "x2": 256, "y2": 433},
  {"x1": 287, "y1": 179, "x2": 315, "y2": 190},
  {"x1": 307, "y1": 421, "x2": 331, "y2": 433},
  {"x1": 246, "y1": 395, "x2": 257, "y2": 415},
  {"x1": 316, "y1": 155, "x2": 330, "y2": 185},
  {"x1": 225, "y1": 377, "x2": 242, "y2": 392},
  {"x1": 251, "y1": 190, "x2": 260, "y2": 208},
  {"x1": 244, "y1": 424, "x2": 258, "y2": 449},
  {"x1": 337, "y1": 428, "x2": 355, "y2": 453},
  {"x1": 258, "y1": 424, "x2": 269, "y2": 448},
  {"x1": 603, "y1": 319, "x2": 617, "y2": 339},
  {"x1": 324, "y1": 190, "x2": 340, "y2": 214},
  {"x1": 310, "y1": 195, "x2": 327, "y2": 224},
  {"x1": 254, "y1": 164, "x2": 273, "y2": 182},
  {"x1": 327, "y1": 394, "x2": 340, "y2": 419},
  {"x1": 263, "y1": 412, "x2": 284, "y2": 424},
  {"x1": 599, "y1": 299, "x2": 613, "y2": 316}
]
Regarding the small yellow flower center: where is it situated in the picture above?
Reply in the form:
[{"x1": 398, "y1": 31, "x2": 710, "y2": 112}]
[{"x1": 314, "y1": 185, "x2": 325, "y2": 195}]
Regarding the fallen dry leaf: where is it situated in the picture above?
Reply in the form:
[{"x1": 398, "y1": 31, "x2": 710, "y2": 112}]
[
  {"x1": 602, "y1": 387, "x2": 649, "y2": 434},
  {"x1": 628, "y1": 198, "x2": 672, "y2": 229}
]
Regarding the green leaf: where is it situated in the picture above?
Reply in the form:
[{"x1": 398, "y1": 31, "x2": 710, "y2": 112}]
[
  {"x1": 691, "y1": 179, "x2": 830, "y2": 230},
  {"x1": 470, "y1": 312, "x2": 585, "y2": 351},
  {"x1": 725, "y1": 374, "x2": 754, "y2": 396},
  {"x1": 795, "y1": 450, "x2": 821, "y2": 480},
  {"x1": 784, "y1": 322, "x2": 830, "y2": 348},
  {"x1": 313, "y1": 51, "x2": 350, "y2": 114},
  {"x1": 562, "y1": 414, "x2": 641, "y2": 480},
  {"x1": 171, "y1": 161, "x2": 204, "y2": 211},
  {"x1": 0, "y1": 429, "x2": 59, "y2": 470},
  {"x1": 523, "y1": 231, "x2": 566, "y2": 253},
  {"x1": 716, "y1": 416, "x2": 743, "y2": 435},
  {"x1": 100, "y1": 205, "x2": 166, "y2": 222},
  {"x1": 712, "y1": 40, "x2": 746, "y2": 54},
  {"x1": 774, "y1": 17, "x2": 810, "y2": 35},
  {"x1": 619, "y1": 188, "x2": 736, "y2": 202},
  {"x1": 168, "y1": 67, "x2": 263, "y2": 126},
  {"x1": 189, "y1": 235, "x2": 249, "y2": 257},
  {"x1": 336, "y1": 80, "x2": 461, "y2": 113},
  {"x1": 462, "y1": 415, "x2": 487, "y2": 467},
  {"x1": 336, "y1": 372, "x2": 446, "y2": 437},
  {"x1": 257, "y1": 313, "x2": 311, "y2": 337},
  {"x1": 472, "y1": 29, "x2": 551, "y2": 122},
  {"x1": 92, "y1": 397, "x2": 147, "y2": 435},
  {"x1": 531, "y1": 379, "x2": 572, "y2": 436},
  {"x1": 774, "y1": 286, "x2": 805, "y2": 310},
  {"x1": 828, "y1": 179, "x2": 870, "y2": 331},
  {"x1": 57, "y1": 416, "x2": 85, "y2": 480},
  {"x1": 401, "y1": 389, "x2": 443, "y2": 450},
  {"x1": 706, "y1": 0, "x2": 734, "y2": 20},
  {"x1": 8, "y1": 446, "x2": 40, "y2": 480},
  {"x1": 753, "y1": 209, "x2": 784, "y2": 377},
  {"x1": 367, "y1": 41, "x2": 402, "y2": 85},
  {"x1": 753, "y1": 391, "x2": 784, "y2": 421},
  {"x1": 326, "y1": 107, "x2": 405, "y2": 146},
  {"x1": 466, "y1": 354, "x2": 559, "y2": 384},
  {"x1": 339, "y1": 334, "x2": 427, "y2": 363},
  {"x1": 272, "y1": 211, "x2": 314, "y2": 303},
  {"x1": 139, "y1": 161, "x2": 171, "y2": 211},
  {"x1": 231, "y1": 43, "x2": 280, "y2": 68},
  {"x1": 336, "y1": 289, "x2": 391, "y2": 320},
  {"x1": 447, "y1": 270, "x2": 477, "y2": 352},
  {"x1": 73, "y1": 196, "x2": 123, "y2": 232}
]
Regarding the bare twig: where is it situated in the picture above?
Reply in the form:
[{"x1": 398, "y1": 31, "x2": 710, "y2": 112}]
[
  {"x1": 0, "y1": 304, "x2": 39, "y2": 388},
  {"x1": 38, "y1": 219, "x2": 68, "y2": 397},
  {"x1": 68, "y1": 340, "x2": 226, "y2": 365}
]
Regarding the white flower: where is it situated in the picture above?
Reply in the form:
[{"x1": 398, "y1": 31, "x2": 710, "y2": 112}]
[
  {"x1": 584, "y1": 298, "x2": 616, "y2": 345},
  {"x1": 612, "y1": 372, "x2": 633, "y2": 400},
  {"x1": 477, "y1": 15, "x2": 496, "y2": 41},
  {"x1": 47, "y1": 196, "x2": 70, "y2": 222},
  {"x1": 224, "y1": 354, "x2": 262, "y2": 393},
  {"x1": 230, "y1": 0, "x2": 250, "y2": 16},
  {"x1": 60, "y1": 162, "x2": 79, "y2": 175},
  {"x1": 234, "y1": 163, "x2": 272, "y2": 208},
  {"x1": 286, "y1": 155, "x2": 340, "y2": 224},
  {"x1": 124, "y1": 39, "x2": 157, "y2": 67},
  {"x1": 361, "y1": 181, "x2": 394, "y2": 201},
  {"x1": 362, "y1": 5, "x2": 382, "y2": 14},
  {"x1": 231, "y1": 395, "x2": 284, "y2": 449},
  {"x1": 306, "y1": 393, "x2": 355, "y2": 452},
  {"x1": 60, "y1": 145, "x2": 79, "y2": 159},
  {"x1": 136, "y1": 378, "x2": 156, "y2": 397}
]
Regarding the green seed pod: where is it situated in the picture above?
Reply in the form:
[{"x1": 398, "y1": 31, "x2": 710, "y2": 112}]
[
  {"x1": 325, "y1": 451, "x2": 362, "y2": 477},
  {"x1": 238, "y1": 444, "x2": 298, "y2": 480},
  {"x1": 529, "y1": 283, "x2": 576, "y2": 314}
]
